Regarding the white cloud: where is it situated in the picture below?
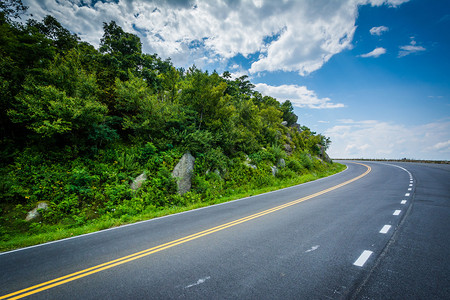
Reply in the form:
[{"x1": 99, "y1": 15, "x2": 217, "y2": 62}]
[
  {"x1": 23, "y1": 0, "x2": 410, "y2": 74},
  {"x1": 254, "y1": 83, "x2": 344, "y2": 109},
  {"x1": 360, "y1": 47, "x2": 386, "y2": 58},
  {"x1": 368, "y1": 0, "x2": 409, "y2": 7},
  {"x1": 427, "y1": 140, "x2": 450, "y2": 151},
  {"x1": 370, "y1": 25, "x2": 389, "y2": 36},
  {"x1": 398, "y1": 39, "x2": 426, "y2": 57},
  {"x1": 324, "y1": 119, "x2": 450, "y2": 160}
]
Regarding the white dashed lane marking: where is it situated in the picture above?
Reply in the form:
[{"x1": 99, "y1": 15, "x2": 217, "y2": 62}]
[
  {"x1": 354, "y1": 250, "x2": 373, "y2": 267},
  {"x1": 352, "y1": 164, "x2": 413, "y2": 269},
  {"x1": 380, "y1": 225, "x2": 391, "y2": 234},
  {"x1": 185, "y1": 276, "x2": 211, "y2": 289}
]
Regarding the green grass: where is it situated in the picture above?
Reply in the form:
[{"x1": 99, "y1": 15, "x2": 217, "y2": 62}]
[{"x1": 0, "y1": 163, "x2": 345, "y2": 252}]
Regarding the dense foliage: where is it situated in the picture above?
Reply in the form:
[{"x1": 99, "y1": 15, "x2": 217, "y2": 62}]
[{"x1": 0, "y1": 1, "x2": 336, "y2": 244}]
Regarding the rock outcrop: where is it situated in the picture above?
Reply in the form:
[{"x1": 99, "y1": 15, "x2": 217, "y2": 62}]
[
  {"x1": 290, "y1": 123, "x2": 303, "y2": 134},
  {"x1": 317, "y1": 145, "x2": 332, "y2": 163},
  {"x1": 172, "y1": 152, "x2": 195, "y2": 195},
  {"x1": 25, "y1": 201, "x2": 49, "y2": 222}
]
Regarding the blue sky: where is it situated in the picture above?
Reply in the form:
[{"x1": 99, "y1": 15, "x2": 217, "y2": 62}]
[{"x1": 22, "y1": 0, "x2": 450, "y2": 160}]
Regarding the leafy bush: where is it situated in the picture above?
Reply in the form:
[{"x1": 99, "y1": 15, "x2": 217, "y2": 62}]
[
  {"x1": 68, "y1": 167, "x2": 95, "y2": 194},
  {"x1": 139, "y1": 142, "x2": 157, "y2": 164},
  {"x1": 287, "y1": 159, "x2": 304, "y2": 174},
  {"x1": 249, "y1": 149, "x2": 275, "y2": 165},
  {"x1": 195, "y1": 147, "x2": 229, "y2": 175},
  {"x1": 299, "y1": 151, "x2": 313, "y2": 170}
]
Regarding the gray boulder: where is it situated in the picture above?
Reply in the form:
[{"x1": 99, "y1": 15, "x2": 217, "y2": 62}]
[
  {"x1": 25, "y1": 202, "x2": 49, "y2": 222},
  {"x1": 271, "y1": 166, "x2": 278, "y2": 176},
  {"x1": 131, "y1": 172, "x2": 147, "y2": 190},
  {"x1": 172, "y1": 152, "x2": 196, "y2": 195},
  {"x1": 284, "y1": 144, "x2": 293, "y2": 156}
]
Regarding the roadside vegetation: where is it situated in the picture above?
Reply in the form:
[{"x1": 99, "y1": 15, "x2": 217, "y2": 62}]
[{"x1": 0, "y1": 1, "x2": 344, "y2": 251}]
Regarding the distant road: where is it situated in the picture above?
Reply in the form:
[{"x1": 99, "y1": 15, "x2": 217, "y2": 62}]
[{"x1": 1, "y1": 162, "x2": 449, "y2": 299}]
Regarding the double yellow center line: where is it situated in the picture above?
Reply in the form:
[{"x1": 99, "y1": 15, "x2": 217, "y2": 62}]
[{"x1": 1, "y1": 163, "x2": 370, "y2": 299}]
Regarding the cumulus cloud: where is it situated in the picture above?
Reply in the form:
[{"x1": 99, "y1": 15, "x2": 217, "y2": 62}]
[
  {"x1": 398, "y1": 39, "x2": 426, "y2": 57},
  {"x1": 324, "y1": 119, "x2": 450, "y2": 160},
  {"x1": 254, "y1": 83, "x2": 344, "y2": 109},
  {"x1": 360, "y1": 47, "x2": 386, "y2": 58},
  {"x1": 370, "y1": 25, "x2": 389, "y2": 36},
  {"x1": 23, "y1": 0, "x2": 410, "y2": 74}
]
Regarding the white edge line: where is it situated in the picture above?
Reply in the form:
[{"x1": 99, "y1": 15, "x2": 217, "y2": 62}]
[
  {"x1": 354, "y1": 250, "x2": 373, "y2": 267},
  {"x1": 0, "y1": 165, "x2": 350, "y2": 256},
  {"x1": 376, "y1": 162, "x2": 413, "y2": 179}
]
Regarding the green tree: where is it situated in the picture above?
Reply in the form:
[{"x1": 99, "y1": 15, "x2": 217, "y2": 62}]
[
  {"x1": 0, "y1": 11, "x2": 56, "y2": 146},
  {"x1": 0, "y1": 0, "x2": 27, "y2": 23},
  {"x1": 99, "y1": 21, "x2": 142, "y2": 79},
  {"x1": 8, "y1": 50, "x2": 109, "y2": 145},
  {"x1": 96, "y1": 21, "x2": 143, "y2": 111},
  {"x1": 280, "y1": 100, "x2": 298, "y2": 126},
  {"x1": 27, "y1": 15, "x2": 79, "y2": 54},
  {"x1": 115, "y1": 73, "x2": 183, "y2": 143}
]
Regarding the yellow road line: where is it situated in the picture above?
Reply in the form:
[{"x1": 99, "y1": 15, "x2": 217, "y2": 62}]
[{"x1": 1, "y1": 163, "x2": 370, "y2": 300}]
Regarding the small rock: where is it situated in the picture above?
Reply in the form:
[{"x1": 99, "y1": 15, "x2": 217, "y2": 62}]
[
  {"x1": 131, "y1": 172, "x2": 147, "y2": 190},
  {"x1": 25, "y1": 202, "x2": 49, "y2": 222},
  {"x1": 278, "y1": 158, "x2": 286, "y2": 168},
  {"x1": 271, "y1": 166, "x2": 278, "y2": 176},
  {"x1": 281, "y1": 121, "x2": 288, "y2": 126}
]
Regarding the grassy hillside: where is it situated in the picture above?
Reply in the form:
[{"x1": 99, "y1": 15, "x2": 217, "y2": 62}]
[{"x1": 0, "y1": 4, "x2": 344, "y2": 251}]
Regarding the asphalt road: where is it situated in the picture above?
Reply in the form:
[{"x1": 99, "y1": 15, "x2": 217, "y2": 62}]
[{"x1": 1, "y1": 161, "x2": 449, "y2": 299}]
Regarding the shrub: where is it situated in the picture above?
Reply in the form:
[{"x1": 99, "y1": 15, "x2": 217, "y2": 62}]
[
  {"x1": 249, "y1": 149, "x2": 275, "y2": 165},
  {"x1": 287, "y1": 159, "x2": 304, "y2": 174},
  {"x1": 68, "y1": 167, "x2": 95, "y2": 194},
  {"x1": 138, "y1": 142, "x2": 157, "y2": 164},
  {"x1": 299, "y1": 151, "x2": 313, "y2": 170}
]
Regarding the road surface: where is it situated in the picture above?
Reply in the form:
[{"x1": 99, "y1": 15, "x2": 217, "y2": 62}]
[{"x1": 1, "y1": 161, "x2": 449, "y2": 299}]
